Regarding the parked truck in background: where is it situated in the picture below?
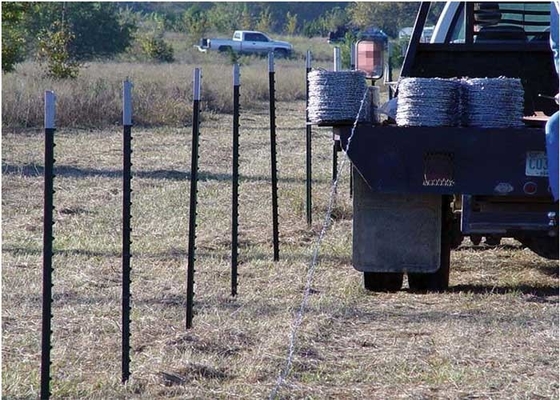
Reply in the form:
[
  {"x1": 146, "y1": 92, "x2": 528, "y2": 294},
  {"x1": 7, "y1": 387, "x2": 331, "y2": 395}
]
[
  {"x1": 196, "y1": 30, "x2": 293, "y2": 57},
  {"x1": 335, "y1": 1, "x2": 558, "y2": 292}
]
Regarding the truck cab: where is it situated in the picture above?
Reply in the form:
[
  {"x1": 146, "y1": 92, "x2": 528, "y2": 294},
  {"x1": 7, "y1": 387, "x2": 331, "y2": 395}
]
[{"x1": 334, "y1": 2, "x2": 558, "y2": 292}]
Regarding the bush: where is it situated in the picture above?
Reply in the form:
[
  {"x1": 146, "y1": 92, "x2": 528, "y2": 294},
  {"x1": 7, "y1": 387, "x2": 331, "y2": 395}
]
[
  {"x1": 2, "y1": 29, "x2": 25, "y2": 72},
  {"x1": 37, "y1": 20, "x2": 81, "y2": 79},
  {"x1": 2, "y1": 3, "x2": 30, "y2": 72},
  {"x1": 139, "y1": 35, "x2": 175, "y2": 63},
  {"x1": 23, "y1": 3, "x2": 136, "y2": 61}
]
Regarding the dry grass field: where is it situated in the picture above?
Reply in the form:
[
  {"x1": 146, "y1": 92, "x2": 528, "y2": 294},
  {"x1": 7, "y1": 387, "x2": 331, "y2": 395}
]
[
  {"x1": 2, "y1": 28, "x2": 559, "y2": 397},
  {"x1": 3, "y1": 93, "x2": 559, "y2": 399}
]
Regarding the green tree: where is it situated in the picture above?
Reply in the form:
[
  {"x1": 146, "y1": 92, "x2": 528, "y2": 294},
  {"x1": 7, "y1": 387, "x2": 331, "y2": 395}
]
[
  {"x1": 303, "y1": 19, "x2": 327, "y2": 38},
  {"x1": 182, "y1": 5, "x2": 209, "y2": 44},
  {"x1": 347, "y1": 2, "x2": 419, "y2": 38},
  {"x1": 2, "y1": 3, "x2": 30, "y2": 72},
  {"x1": 255, "y1": 7, "x2": 273, "y2": 33},
  {"x1": 139, "y1": 34, "x2": 174, "y2": 63},
  {"x1": 23, "y1": 2, "x2": 136, "y2": 60},
  {"x1": 284, "y1": 11, "x2": 298, "y2": 35},
  {"x1": 37, "y1": 19, "x2": 81, "y2": 79},
  {"x1": 240, "y1": 5, "x2": 253, "y2": 30},
  {"x1": 137, "y1": 7, "x2": 175, "y2": 62},
  {"x1": 321, "y1": 7, "x2": 349, "y2": 32},
  {"x1": 340, "y1": 31, "x2": 358, "y2": 69},
  {"x1": 206, "y1": 3, "x2": 244, "y2": 33}
]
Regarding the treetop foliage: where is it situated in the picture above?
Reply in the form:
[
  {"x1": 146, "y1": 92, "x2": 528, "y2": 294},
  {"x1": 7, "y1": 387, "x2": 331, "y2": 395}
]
[
  {"x1": 122, "y1": 2, "x2": 434, "y2": 38},
  {"x1": 2, "y1": 1, "x2": 444, "y2": 73},
  {"x1": 2, "y1": 2, "x2": 136, "y2": 72}
]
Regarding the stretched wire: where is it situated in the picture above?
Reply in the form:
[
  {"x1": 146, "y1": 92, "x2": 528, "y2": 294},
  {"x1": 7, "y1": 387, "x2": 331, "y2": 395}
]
[{"x1": 269, "y1": 87, "x2": 370, "y2": 400}]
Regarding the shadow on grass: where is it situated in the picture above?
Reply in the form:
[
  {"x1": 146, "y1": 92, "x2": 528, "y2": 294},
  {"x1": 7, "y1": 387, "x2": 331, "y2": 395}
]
[
  {"x1": 447, "y1": 284, "x2": 559, "y2": 298},
  {"x1": 2, "y1": 246, "x2": 122, "y2": 258},
  {"x1": 2, "y1": 163, "x2": 325, "y2": 184},
  {"x1": 2, "y1": 246, "x2": 350, "y2": 266},
  {"x1": 536, "y1": 264, "x2": 560, "y2": 278},
  {"x1": 455, "y1": 243, "x2": 524, "y2": 252}
]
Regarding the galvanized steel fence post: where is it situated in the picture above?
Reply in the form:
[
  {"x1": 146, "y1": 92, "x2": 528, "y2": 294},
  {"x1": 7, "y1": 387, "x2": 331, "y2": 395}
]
[
  {"x1": 232, "y1": 64, "x2": 240, "y2": 296},
  {"x1": 187, "y1": 68, "x2": 202, "y2": 329},
  {"x1": 333, "y1": 46, "x2": 342, "y2": 72},
  {"x1": 41, "y1": 90, "x2": 56, "y2": 400},
  {"x1": 269, "y1": 53, "x2": 280, "y2": 261},
  {"x1": 121, "y1": 79, "x2": 133, "y2": 383},
  {"x1": 332, "y1": 48, "x2": 341, "y2": 184},
  {"x1": 305, "y1": 50, "x2": 313, "y2": 227},
  {"x1": 349, "y1": 44, "x2": 356, "y2": 198},
  {"x1": 387, "y1": 42, "x2": 394, "y2": 100}
]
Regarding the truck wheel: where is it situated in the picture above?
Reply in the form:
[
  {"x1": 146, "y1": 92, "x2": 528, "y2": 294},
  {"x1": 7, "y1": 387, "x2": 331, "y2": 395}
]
[
  {"x1": 517, "y1": 234, "x2": 559, "y2": 260},
  {"x1": 274, "y1": 48, "x2": 288, "y2": 58},
  {"x1": 218, "y1": 46, "x2": 232, "y2": 53},
  {"x1": 408, "y1": 196, "x2": 452, "y2": 292},
  {"x1": 407, "y1": 252, "x2": 450, "y2": 292},
  {"x1": 364, "y1": 272, "x2": 403, "y2": 292}
]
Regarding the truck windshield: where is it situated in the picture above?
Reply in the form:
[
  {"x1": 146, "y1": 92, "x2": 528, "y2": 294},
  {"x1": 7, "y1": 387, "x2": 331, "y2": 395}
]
[{"x1": 447, "y1": 2, "x2": 551, "y2": 43}]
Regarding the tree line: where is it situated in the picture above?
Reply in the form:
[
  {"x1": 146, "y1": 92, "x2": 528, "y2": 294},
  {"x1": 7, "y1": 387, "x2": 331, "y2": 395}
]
[{"x1": 2, "y1": 2, "x2": 444, "y2": 76}]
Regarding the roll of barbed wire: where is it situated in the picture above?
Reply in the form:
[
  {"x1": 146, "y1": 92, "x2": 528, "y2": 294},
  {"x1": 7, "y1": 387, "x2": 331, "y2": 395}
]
[
  {"x1": 461, "y1": 77, "x2": 524, "y2": 128},
  {"x1": 396, "y1": 77, "x2": 461, "y2": 127},
  {"x1": 308, "y1": 70, "x2": 370, "y2": 125}
]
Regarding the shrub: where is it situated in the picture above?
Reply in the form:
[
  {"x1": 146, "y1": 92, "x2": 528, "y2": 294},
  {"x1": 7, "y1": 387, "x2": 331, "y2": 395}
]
[
  {"x1": 37, "y1": 20, "x2": 81, "y2": 79},
  {"x1": 2, "y1": 3, "x2": 29, "y2": 72},
  {"x1": 139, "y1": 35, "x2": 175, "y2": 63}
]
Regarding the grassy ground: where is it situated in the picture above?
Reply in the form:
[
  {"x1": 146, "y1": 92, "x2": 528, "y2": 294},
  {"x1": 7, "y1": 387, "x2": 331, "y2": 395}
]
[
  {"x1": 3, "y1": 100, "x2": 559, "y2": 399},
  {"x1": 1, "y1": 32, "x2": 337, "y2": 130}
]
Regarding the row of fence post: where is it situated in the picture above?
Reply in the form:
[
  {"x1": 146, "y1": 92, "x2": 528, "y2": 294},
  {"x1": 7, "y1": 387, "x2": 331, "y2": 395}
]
[{"x1": 39, "y1": 48, "x2": 346, "y2": 398}]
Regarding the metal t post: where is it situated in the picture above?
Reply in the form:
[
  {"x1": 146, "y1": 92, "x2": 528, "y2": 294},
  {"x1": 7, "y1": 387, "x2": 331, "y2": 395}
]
[
  {"x1": 41, "y1": 90, "x2": 56, "y2": 400},
  {"x1": 187, "y1": 68, "x2": 201, "y2": 329},
  {"x1": 269, "y1": 53, "x2": 280, "y2": 261},
  {"x1": 349, "y1": 44, "x2": 356, "y2": 197},
  {"x1": 306, "y1": 50, "x2": 313, "y2": 226},
  {"x1": 232, "y1": 64, "x2": 240, "y2": 296},
  {"x1": 332, "y1": 48, "x2": 341, "y2": 185},
  {"x1": 122, "y1": 79, "x2": 133, "y2": 383}
]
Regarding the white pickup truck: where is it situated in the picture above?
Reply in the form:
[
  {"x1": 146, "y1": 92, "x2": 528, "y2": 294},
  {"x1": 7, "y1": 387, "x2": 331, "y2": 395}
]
[{"x1": 196, "y1": 30, "x2": 293, "y2": 57}]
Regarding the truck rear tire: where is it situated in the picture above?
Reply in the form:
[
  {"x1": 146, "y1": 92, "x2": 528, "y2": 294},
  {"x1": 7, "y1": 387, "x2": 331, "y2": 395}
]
[
  {"x1": 408, "y1": 196, "x2": 452, "y2": 292},
  {"x1": 407, "y1": 253, "x2": 450, "y2": 292},
  {"x1": 364, "y1": 272, "x2": 403, "y2": 292},
  {"x1": 517, "y1": 234, "x2": 559, "y2": 260},
  {"x1": 218, "y1": 46, "x2": 232, "y2": 53}
]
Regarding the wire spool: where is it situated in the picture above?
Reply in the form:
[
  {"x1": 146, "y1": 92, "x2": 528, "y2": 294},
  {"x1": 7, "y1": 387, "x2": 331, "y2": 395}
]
[
  {"x1": 396, "y1": 77, "x2": 461, "y2": 127},
  {"x1": 461, "y1": 77, "x2": 524, "y2": 128},
  {"x1": 308, "y1": 70, "x2": 369, "y2": 125}
]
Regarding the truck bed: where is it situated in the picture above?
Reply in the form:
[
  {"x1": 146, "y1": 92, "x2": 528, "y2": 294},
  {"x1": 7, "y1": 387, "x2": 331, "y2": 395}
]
[{"x1": 336, "y1": 124, "x2": 550, "y2": 197}]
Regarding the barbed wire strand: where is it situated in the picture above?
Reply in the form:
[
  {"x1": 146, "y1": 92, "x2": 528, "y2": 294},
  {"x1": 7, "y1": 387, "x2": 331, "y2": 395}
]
[{"x1": 268, "y1": 87, "x2": 370, "y2": 400}]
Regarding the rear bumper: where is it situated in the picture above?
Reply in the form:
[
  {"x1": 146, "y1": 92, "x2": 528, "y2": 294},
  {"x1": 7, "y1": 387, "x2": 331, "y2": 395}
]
[
  {"x1": 337, "y1": 124, "x2": 553, "y2": 197},
  {"x1": 461, "y1": 195, "x2": 557, "y2": 235}
]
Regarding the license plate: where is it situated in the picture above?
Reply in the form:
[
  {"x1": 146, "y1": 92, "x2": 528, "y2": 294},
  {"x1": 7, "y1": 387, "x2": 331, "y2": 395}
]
[{"x1": 525, "y1": 151, "x2": 548, "y2": 177}]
